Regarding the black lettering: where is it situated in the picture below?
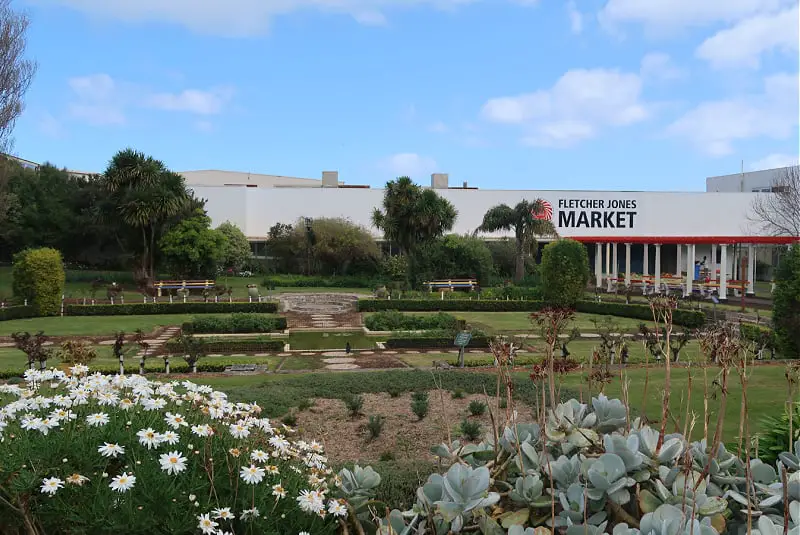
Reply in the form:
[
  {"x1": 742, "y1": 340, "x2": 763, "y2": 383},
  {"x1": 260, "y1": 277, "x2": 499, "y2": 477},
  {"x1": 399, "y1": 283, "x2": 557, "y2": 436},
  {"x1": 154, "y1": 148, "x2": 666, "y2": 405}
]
[
  {"x1": 558, "y1": 199, "x2": 565, "y2": 208},
  {"x1": 627, "y1": 211, "x2": 636, "y2": 227},
  {"x1": 598, "y1": 200, "x2": 605, "y2": 209},
  {"x1": 577, "y1": 211, "x2": 589, "y2": 227},
  {"x1": 616, "y1": 212, "x2": 626, "y2": 227},
  {"x1": 590, "y1": 211, "x2": 602, "y2": 227},
  {"x1": 631, "y1": 200, "x2": 637, "y2": 209},
  {"x1": 603, "y1": 212, "x2": 615, "y2": 228},
  {"x1": 558, "y1": 211, "x2": 575, "y2": 227}
]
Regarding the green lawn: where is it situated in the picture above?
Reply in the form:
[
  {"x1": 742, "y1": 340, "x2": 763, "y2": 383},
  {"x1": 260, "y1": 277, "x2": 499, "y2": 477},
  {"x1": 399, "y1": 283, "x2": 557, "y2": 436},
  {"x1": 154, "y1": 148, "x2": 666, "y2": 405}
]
[
  {"x1": 288, "y1": 331, "x2": 382, "y2": 350},
  {"x1": 279, "y1": 356, "x2": 326, "y2": 371},
  {"x1": 0, "y1": 314, "x2": 194, "y2": 337}
]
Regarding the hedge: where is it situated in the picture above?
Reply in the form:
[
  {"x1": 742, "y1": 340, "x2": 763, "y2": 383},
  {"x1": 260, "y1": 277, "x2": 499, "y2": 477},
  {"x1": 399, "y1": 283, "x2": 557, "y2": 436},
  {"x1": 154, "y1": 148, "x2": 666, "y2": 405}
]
[
  {"x1": 445, "y1": 357, "x2": 538, "y2": 368},
  {"x1": 740, "y1": 323, "x2": 778, "y2": 350},
  {"x1": 357, "y1": 299, "x2": 705, "y2": 328},
  {"x1": 164, "y1": 337, "x2": 284, "y2": 354},
  {"x1": 65, "y1": 302, "x2": 278, "y2": 316},
  {"x1": 182, "y1": 314, "x2": 287, "y2": 334},
  {"x1": 364, "y1": 311, "x2": 458, "y2": 332},
  {"x1": 262, "y1": 274, "x2": 377, "y2": 288},
  {"x1": 385, "y1": 335, "x2": 491, "y2": 349},
  {"x1": 0, "y1": 306, "x2": 38, "y2": 322}
]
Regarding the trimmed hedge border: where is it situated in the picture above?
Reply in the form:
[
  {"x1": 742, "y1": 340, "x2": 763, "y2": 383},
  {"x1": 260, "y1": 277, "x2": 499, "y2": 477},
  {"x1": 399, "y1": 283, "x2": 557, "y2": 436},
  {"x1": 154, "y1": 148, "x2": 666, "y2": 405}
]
[
  {"x1": 64, "y1": 302, "x2": 278, "y2": 317},
  {"x1": 164, "y1": 338, "x2": 284, "y2": 354},
  {"x1": 181, "y1": 315, "x2": 287, "y2": 334},
  {"x1": 0, "y1": 306, "x2": 38, "y2": 322},
  {"x1": 358, "y1": 299, "x2": 705, "y2": 328},
  {"x1": 740, "y1": 323, "x2": 778, "y2": 349},
  {"x1": 385, "y1": 336, "x2": 491, "y2": 349}
]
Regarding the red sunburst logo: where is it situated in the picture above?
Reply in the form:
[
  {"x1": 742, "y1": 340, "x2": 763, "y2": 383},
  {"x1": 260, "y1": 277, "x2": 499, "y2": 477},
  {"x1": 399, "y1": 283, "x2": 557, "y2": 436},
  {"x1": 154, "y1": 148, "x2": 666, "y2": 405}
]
[{"x1": 532, "y1": 200, "x2": 553, "y2": 220}]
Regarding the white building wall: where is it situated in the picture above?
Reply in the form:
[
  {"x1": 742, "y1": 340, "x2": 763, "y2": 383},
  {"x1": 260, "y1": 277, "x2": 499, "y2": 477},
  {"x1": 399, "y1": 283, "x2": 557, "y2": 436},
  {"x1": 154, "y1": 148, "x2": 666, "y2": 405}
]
[{"x1": 706, "y1": 167, "x2": 796, "y2": 192}]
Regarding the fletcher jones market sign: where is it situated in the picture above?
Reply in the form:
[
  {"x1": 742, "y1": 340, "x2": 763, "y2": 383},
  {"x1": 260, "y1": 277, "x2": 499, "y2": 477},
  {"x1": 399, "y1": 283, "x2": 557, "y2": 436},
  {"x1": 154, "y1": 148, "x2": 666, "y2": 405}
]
[{"x1": 534, "y1": 198, "x2": 638, "y2": 229}]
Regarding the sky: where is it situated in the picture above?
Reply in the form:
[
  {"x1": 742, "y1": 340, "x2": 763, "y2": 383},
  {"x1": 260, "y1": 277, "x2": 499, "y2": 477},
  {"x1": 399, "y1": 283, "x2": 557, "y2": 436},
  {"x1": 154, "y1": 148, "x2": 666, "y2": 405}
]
[{"x1": 10, "y1": 0, "x2": 800, "y2": 191}]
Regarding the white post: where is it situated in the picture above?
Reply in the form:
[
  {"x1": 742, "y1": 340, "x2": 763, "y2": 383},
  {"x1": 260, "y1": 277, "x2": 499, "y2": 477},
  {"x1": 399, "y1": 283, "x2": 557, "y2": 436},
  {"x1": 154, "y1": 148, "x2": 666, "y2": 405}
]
[
  {"x1": 612, "y1": 243, "x2": 618, "y2": 280},
  {"x1": 720, "y1": 244, "x2": 728, "y2": 300},
  {"x1": 747, "y1": 244, "x2": 756, "y2": 295},
  {"x1": 675, "y1": 244, "x2": 682, "y2": 277},
  {"x1": 686, "y1": 244, "x2": 693, "y2": 296},
  {"x1": 624, "y1": 243, "x2": 632, "y2": 287},
  {"x1": 654, "y1": 244, "x2": 662, "y2": 291},
  {"x1": 594, "y1": 243, "x2": 603, "y2": 288},
  {"x1": 643, "y1": 244, "x2": 649, "y2": 277},
  {"x1": 605, "y1": 243, "x2": 611, "y2": 276}
]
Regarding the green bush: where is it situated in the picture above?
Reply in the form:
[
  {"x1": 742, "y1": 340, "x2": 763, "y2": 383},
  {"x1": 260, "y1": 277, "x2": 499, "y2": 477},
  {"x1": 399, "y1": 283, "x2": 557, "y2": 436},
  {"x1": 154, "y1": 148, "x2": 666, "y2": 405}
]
[
  {"x1": 0, "y1": 306, "x2": 37, "y2": 322},
  {"x1": 164, "y1": 337, "x2": 284, "y2": 354},
  {"x1": 468, "y1": 400, "x2": 487, "y2": 416},
  {"x1": 66, "y1": 301, "x2": 278, "y2": 316},
  {"x1": 262, "y1": 274, "x2": 377, "y2": 288},
  {"x1": 447, "y1": 356, "x2": 538, "y2": 368},
  {"x1": 385, "y1": 333, "x2": 491, "y2": 349},
  {"x1": 281, "y1": 413, "x2": 298, "y2": 426},
  {"x1": 364, "y1": 310, "x2": 459, "y2": 332},
  {"x1": 740, "y1": 324, "x2": 778, "y2": 354},
  {"x1": 757, "y1": 404, "x2": 800, "y2": 464},
  {"x1": 367, "y1": 415, "x2": 385, "y2": 439},
  {"x1": 12, "y1": 248, "x2": 66, "y2": 316},
  {"x1": 411, "y1": 397, "x2": 429, "y2": 420},
  {"x1": 481, "y1": 285, "x2": 542, "y2": 301},
  {"x1": 181, "y1": 314, "x2": 287, "y2": 334},
  {"x1": 451, "y1": 388, "x2": 465, "y2": 399},
  {"x1": 387, "y1": 385, "x2": 402, "y2": 398},
  {"x1": 540, "y1": 239, "x2": 590, "y2": 307},
  {"x1": 460, "y1": 418, "x2": 482, "y2": 440},
  {"x1": 64, "y1": 270, "x2": 138, "y2": 284},
  {"x1": 576, "y1": 301, "x2": 705, "y2": 328},
  {"x1": 343, "y1": 394, "x2": 364, "y2": 417},
  {"x1": 773, "y1": 246, "x2": 800, "y2": 358}
]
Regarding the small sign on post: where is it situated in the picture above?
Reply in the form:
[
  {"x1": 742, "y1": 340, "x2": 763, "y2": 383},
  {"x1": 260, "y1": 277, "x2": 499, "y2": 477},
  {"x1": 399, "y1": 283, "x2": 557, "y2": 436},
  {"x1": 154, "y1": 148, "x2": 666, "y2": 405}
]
[{"x1": 454, "y1": 331, "x2": 473, "y2": 368}]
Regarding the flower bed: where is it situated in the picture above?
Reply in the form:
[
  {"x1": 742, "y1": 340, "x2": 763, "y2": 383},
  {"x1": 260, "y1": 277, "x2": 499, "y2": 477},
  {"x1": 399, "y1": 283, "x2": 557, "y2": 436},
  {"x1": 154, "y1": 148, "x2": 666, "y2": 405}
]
[
  {"x1": 364, "y1": 310, "x2": 459, "y2": 332},
  {"x1": 181, "y1": 314, "x2": 288, "y2": 334},
  {"x1": 0, "y1": 367, "x2": 351, "y2": 533},
  {"x1": 65, "y1": 301, "x2": 279, "y2": 316},
  {"x1": 165, "y1": 337, "x2": 285, "y2": 354}
]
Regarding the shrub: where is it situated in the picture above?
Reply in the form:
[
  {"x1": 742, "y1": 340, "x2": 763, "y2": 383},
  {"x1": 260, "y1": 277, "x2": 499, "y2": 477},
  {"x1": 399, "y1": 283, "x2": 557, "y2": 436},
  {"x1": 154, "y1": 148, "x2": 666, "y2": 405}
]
[
  {"x1": 66, "y1": 301, "x2": 278, "y2": 316},
  {"x1": 0, "y1": 368, "x2": 344, "y2": 534},
  {"x1": 379, "y1": 451, "x2": 396, "y2": 462},
  {"x1": 451, "y1": 388, "x2": 465, "y2": 399},
  {"x1": 411, "y1": 391, "x2": 429, "y2": 403},
  {"x1": 498, "y1": 397, "x2": 507, "y2": 409},
  {"x1": 181, "y1": 314, "x2": 287, "y2": 334},
  {"x1": 757, "y1": 404, "x2": 800, "y2": 464},
  {"x1": 468, "y1": 400, "x2": 487, "y2": 416},
  {"x1": 411, "y1": 397, "x2": 429, "y2": 421},
  {"x1": 540, "y1": 239, "x2": 590, "y2": 307},
  {"x1": 367, "y1": 415, "x2": 385, "y2": 439},
  {"x1": 364, "y1": 310, "x2": 459, "y2": 332},
  {"x1": 57, "y1": 340, "x2": 98, "y2": 365},
  {"x1": 262, "y1": 274, "x2": 376, "y2": 288},
  {"x1": 773, "y1": 245, "x2": 800, "y2": 358},
  {"x1": 343, "y1": 394, "x2": 364, "y2": 417},
  {"x1": 297, "y1": 398, "x2": 314, "y2": 411},
  {"x1": 740, "y1": 324, "x2": 778, "y2": 356},
  {"x1": 386, "y1": 385, "x2": 402, "y2": 398},
  {"x1": 281, "y1": 413, "x2": 298, "y2": 426},
  {"x1": 12, "y1": 248, "x2": 65, "y2": 316},
  {"x1": 385, "y1": 332, "x2": 491, "y2": 349},
  {"x1": 460, "y1": 418, "x2": 482, "y2": 440},
  {"x1": 164, "y1": 337, "x2": 284, "y2": 354},
  {"x1": 0, "y1": 305, "x2": 37, "y2": 322}
]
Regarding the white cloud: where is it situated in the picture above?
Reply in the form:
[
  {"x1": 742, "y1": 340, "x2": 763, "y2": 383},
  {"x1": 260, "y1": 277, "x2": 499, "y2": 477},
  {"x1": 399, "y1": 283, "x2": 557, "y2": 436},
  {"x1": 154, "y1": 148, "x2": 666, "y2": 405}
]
[
  {"x1": 598, "y1": 0, "x2": 790, "y2": 32},
  {"x1": 37, "y1": 111, "x2": 65, "y2": 138},
  {"x1": 64, "y1": 73, "x2": 235, "y2": 127},
  {"x1": 146, "y1": 87, "x2": 234, "y2": 115},
  {"x1": 567, "y1": 1, "x2": 583, "y2": 33},
  {"x1": 481, "y1": 68, "x2": 649, "y2": 147},
  {"x1": 381, "y1": 153, "x2": 438, "y2": 178},
  {"x1": 428, "y1": 121, "x2": 449, "y2": 133},
  {"x1": 194, "y1": 120, "x2": 215, "y2": 133},
  {"x1": 36, "y1": 0, "x2": 538, "y2": 36},
  {"x1": 639, "y1": 52, "x2": 684, "y2": 81},
  {"x1": 750, "y1": 153, "x2": 799, "y2": 170},
  {"x1": 667, "y1": 72, "x2": 799, "y2": 156},
  {"x1": 696, "y1": 5, "x2": 799, "y2": 69}
]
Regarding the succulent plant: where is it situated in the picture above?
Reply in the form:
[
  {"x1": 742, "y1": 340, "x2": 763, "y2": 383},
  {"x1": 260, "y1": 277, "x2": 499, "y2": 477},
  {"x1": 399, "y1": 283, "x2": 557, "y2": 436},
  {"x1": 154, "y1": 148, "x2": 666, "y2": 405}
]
[
  {"x1": 509, "y1": 473, "x2": 550, "y2": 508},
  {"x1": 554, "y1": 482, "x2": 608, "y2": 527},
  {"x1": 338, "y1": 464, "x2": 381, "y2": 508},
  {"x1": 592, "y1": 394, "x2": 628, "y2": 432},
  {"x1": 550, "y1": 454, "x2": 583, "y2": 490},
  {"x1": 639, "y1": 504, "x2": 719, "y2": 535},
  {"x1": 603, "y1": 433, "x2": 646, "y2": 473},
  {"x1": 584, "y1": 453, "x2": 637, "y2": 504},
  {"x1": 634, "y1": 425, "x2": 685, "y2": 465},
  {"x1": 433, "y1": 463, "x2": 500, "y2": 532},
  {"x1": 546, "y1": 399, "x2": 599, "y2": 453}
]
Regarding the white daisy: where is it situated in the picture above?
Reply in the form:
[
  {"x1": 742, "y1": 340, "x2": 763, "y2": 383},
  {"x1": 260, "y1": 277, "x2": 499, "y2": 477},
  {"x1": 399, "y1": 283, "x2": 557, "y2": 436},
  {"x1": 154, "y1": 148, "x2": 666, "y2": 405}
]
[
  {"x1": 191, "y1": 424, "x2": 213, "y2": 437},
  {"x1": 272, "y1": 482, "x2": 286, "y2": 499},
  {"x1": 196, "y1": 513, "x2": 218, "y2": 534},
  {"x1": 297, "y1": 489, "x2": 325, "y2": 514},
  {"x1": 159, "y1": 430, "x2": 180, "y2": 445},
  {"x1": 136, "y1": 428, "x2": 161, "y2": 449},
  {"x1": 250, "y1": 449, "x2": 269, "y2": 463},
  {"x1": 212, "y1": 507, "x2": 235, "y2": 521},
  {"x1": 328, "y1": 499, "x2": 347, "y2": 517},
  {"x1": 159, "y1": 451, "x2": 188, "y2": 475},
  {"x1": 40, "y1": 477, "x2": 64, "y2": 495},
  {"x1": 240, "y1": 508, "x2": 260, "y2": 521},
  {"x1": 239, "y1": 464, "x2": 265, "y2": 485},
  {"x1": 98, "y1": 442, "x2": 125, "y2": 458},
  {"x1": 109, "y1": 472, "x2": 136, "y2": 493},
  {"x1": 164, "y1": 412, "x2": 188, "y2": 429},
  {"x1": 229, "y1": 423, "x2": 250, "y2": 439},
  {"x1": 65, "y1": 473, "x2": 89, "y2": 486},
  {"x1": 86, "y1": 412, "x2": 110, "y2": 427}
]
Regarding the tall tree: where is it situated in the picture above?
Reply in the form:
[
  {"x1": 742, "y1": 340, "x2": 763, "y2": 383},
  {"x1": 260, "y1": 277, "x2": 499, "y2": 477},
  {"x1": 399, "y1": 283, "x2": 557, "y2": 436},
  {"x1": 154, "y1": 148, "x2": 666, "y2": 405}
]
[
  {"x1": 102, "y1": 149, "x2": 191, "y2": 282},
  {"x1": 476, "y1": 199, "x2": 557, "y2": 283},
  {"x1": 216, "y1": 221, "x2": 252, "y2": 272},
  {"x1": 0, "y1": 0, "x2": 36, "y2": 152},
  {"x1": 372, "y1": 176, "x2": 457, "y2": 255},
  {"x1": 773, "y1": 244, "x2": 800, "y2": 358},
  {"x1": 159, "y1": 209, "x2": 225, "y2": 278},
  {"x1": 751, "y1": 165, "x2": 800, "y2": 237}
]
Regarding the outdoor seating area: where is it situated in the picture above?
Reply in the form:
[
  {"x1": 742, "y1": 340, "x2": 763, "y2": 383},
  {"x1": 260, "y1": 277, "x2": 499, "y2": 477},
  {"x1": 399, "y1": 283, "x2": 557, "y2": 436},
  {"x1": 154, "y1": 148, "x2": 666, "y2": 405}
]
[
  {"x1": 154, "y1": 279, "x2": 216, "y2": 296},
  {"x1": 423, "y1": 279, "x2": 479, "y2": 292},
  {"x1": 606, "y1": 274, "x2": 752, "y2": 298}
]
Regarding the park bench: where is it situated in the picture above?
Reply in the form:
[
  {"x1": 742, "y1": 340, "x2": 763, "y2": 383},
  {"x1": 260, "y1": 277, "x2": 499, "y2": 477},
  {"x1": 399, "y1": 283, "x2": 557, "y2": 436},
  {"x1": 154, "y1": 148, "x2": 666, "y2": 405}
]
[
  {"x1": 224, "y1": 364, "x2": 257, "y2": 373},
  {"x1": 154, "y1": 280, "x2": 216, "y2": 296},
  {"x1": 424, "y1": 279, "x2": 478, "y2": 292}
]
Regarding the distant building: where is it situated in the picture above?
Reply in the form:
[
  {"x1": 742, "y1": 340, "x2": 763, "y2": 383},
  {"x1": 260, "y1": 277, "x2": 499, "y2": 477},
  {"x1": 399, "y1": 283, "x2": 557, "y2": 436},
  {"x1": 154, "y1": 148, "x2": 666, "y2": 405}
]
[{"x1": 706, "y1": 165, "x2": 797, "y2": 192}]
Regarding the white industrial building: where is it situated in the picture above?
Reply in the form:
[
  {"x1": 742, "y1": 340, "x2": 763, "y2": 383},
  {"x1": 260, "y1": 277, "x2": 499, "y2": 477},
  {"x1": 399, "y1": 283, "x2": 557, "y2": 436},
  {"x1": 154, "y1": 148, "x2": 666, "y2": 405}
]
[{"x1": 183, "y1": 166, "x2": 799, "y2": 300}]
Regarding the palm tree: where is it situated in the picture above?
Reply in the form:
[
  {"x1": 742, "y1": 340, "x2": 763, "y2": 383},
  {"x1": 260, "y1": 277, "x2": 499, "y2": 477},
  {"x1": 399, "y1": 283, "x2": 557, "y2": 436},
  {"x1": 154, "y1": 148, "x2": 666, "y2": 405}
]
[
  {"x1": 103, "y1": 149, "x2": 191, "y2": 283},
  {"x1": 477, "y1": 199, "x2": 557, "y2": 283},
  {"x1": 372, "y1": 176, "x2": 457, "y2": 255}
]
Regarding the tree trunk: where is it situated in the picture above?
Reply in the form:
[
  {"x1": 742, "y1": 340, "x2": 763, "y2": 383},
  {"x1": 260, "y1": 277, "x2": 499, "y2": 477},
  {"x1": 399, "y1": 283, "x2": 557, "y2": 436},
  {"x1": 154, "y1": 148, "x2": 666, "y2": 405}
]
[
  {"x1": 149, "y1": 225, "x2": 156, "y2": 285},
  {"x1": 141, "y1": 226, "x2": 150, "y2": 282},
  {"x1": 514, "y1": 239, "x2": 526, "y2": 283}
]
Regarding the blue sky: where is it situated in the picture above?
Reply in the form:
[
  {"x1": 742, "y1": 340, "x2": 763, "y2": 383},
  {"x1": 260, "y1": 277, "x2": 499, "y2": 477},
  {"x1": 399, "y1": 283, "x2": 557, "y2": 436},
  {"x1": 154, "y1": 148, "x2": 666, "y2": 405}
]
[{"x1": 12, "y1": 0, "x2": 800, "y2": 191}]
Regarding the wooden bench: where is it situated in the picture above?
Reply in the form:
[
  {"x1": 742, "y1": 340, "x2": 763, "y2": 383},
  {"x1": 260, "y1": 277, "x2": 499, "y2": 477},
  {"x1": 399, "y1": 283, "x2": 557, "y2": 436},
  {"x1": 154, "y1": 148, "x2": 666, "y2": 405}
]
[
  {"x1": 424, "y1": 279, "x2": 478, "y2": 292},
  {"x1": 225, "y1": 364, "x2": 257, "y2": 373},
  {"x1": 155, "y1": 280, "x2": 216, "y2": 296}
]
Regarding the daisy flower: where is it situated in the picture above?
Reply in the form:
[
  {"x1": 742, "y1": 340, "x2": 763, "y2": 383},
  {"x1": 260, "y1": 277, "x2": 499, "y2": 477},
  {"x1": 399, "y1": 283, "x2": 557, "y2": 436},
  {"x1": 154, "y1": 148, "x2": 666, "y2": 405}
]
[
  {"x1": 38, "y1": 417, "x2": 60, "y2": 434},
  {"x1": 86, "y1": 412, "x2": 110, "y2": 427},
  {"x1": 250, "y1": 449, "x2": 268, "y2": 463},
  {"x1": 118, "y1": 398, "x2": 134, "y2": 410},
  {"x1": 272, "y1": 482, "x2": 286, "y2": 499},
  {"x1": 98, "y1": 442, "x2": 125, "y2": 458},
  {"x1": 229, "y1": 423, "x2": 250, "y2": 439},
  {"x1": 40, "y1": 477, "x2": 64, "y2": 495},
  {"x1": 228, "y1": 448, "x2": 241, "y2": 458},
  {"x1": 196, "y1": 513, "x2": 218, "y2": 534},
  {"x1": 159, "y1": 430, "x2": 180, "y2": 445},
  {"x1": 266, "y1": 465, "x2": 280, "y2": 475},
  {"x1": 65, "y1": 473, "x2": 89, "y2": 486},
  {"x1": 212, "y1": 507, "x2": 235, "y2": 521},
  {"x1": 299, "y1": 532, "x2": 311, "y2": 535},
  {"x1": 136, "y1": 428, "x2": 161, "y2": 449},
  {"x1": 191, "y1": 424, "x2": 213, "y2": 437},
  {"x1": 328, "y1": 499, "x2": 347, "y2": 517},
  {"x1": 297, "y1": 489, "x2": 325, "y2": 514},
  {"x1": 159, "y1": 451, "x2": 188, "y2": 475},
  {"x1": 109, "y1": 472, "x2": 136, "y2": 493},
  {"x1": 239, "y1": 464, "x2": 265, "y2": 485},
  {"x1": 20, "y1": 416, "x2": 42, "y2": 431},
  {"x1": 164, "y1": 412, "x2": 188, "y2": 429},
  {"x1": 240, "y1": 508, "x2": 260, "y2": 521}
]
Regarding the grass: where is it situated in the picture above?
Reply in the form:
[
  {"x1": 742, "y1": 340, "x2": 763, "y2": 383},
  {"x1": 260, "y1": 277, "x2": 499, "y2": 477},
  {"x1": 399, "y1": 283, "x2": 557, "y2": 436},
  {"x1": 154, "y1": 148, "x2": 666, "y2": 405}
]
[
  {"x1": 0, "y1": 314, "x2": 195, "y2": 337},
  {"x1": 278, "y1": 356, "x2": 326, "y2": 371},
  {"x1": 288, "y1": 331, "x2": 382, "y2": 350}
]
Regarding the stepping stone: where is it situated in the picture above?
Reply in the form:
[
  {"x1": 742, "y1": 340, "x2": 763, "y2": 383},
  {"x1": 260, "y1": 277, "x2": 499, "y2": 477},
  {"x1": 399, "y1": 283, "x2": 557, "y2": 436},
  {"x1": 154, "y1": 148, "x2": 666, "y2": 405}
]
[
  {"x1": 404, "y1": 350, "x2": 420, "y2": 354},
  {"x1": 321, "y1": 351, "x2": 351, "y2": 357},
  {"x1": 42, "y1": 342, "x2": 53, "y2": 346},
  {"x1": 98, "y1": 340, "x2": 116, "y2": 345},
  {"x1": 325, "y1": 363, "x2": 360, "y2": 370},
  {"x1": 581, "y1": 333, "x2": 601, "y2": 338},
  {"x1": 278, "y1": 353, "x2": 291, "y2": 357},
  {"x1": 208, "y1": 354, "x2": 223, "y2": 357},
  {"x1": 322, "y1": 358, "x2": 356, "y2": 364},
  {"x1": 300, "y1": 352, "x2": 316, "y2": 356},
  {"x1": 382, "y1": 351, "x2": 397, "y2": 355},
  {"x1": 360, "y1": 351, "x2": 374, "y2": 355},
  {"x1": 0, "y1": 342, "x2": 15, "y2": 348},
  {"x1": 254, "y1": 353, "x2": 270, "y2": 357},
  {"x1": 230, "y1": 354, "x2": 246, "y2": 357}
]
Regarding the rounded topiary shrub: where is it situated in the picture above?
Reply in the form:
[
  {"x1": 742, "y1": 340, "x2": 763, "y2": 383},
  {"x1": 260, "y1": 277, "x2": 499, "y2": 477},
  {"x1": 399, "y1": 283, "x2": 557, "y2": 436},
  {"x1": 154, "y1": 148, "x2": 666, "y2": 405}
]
[
  {"x1": 540, "y1": 239, "x2": 590, "y2": 307},
  {"x1": 12, "y1": 247, "x2": 66, "y2": 316}
]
